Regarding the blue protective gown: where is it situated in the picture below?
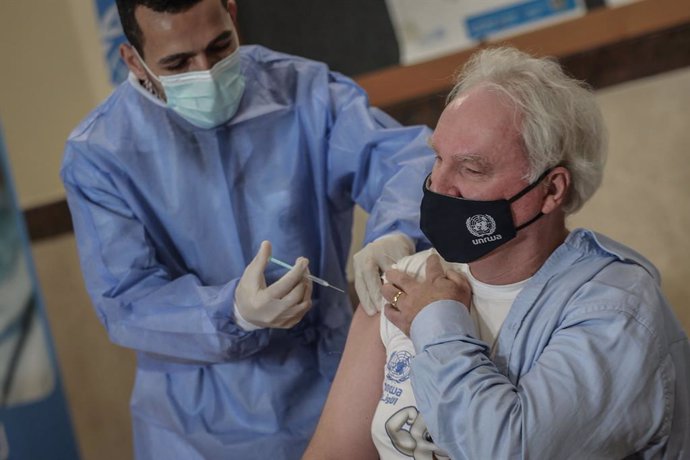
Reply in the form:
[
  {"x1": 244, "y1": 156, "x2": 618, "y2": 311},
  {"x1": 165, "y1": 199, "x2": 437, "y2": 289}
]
[{"x1": 61, "y1": 45, "x2": 433, "y2": 459}]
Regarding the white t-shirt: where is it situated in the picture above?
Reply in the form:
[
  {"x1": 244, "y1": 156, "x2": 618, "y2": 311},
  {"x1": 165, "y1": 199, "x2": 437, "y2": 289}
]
[{"x1": 370, "y1": 249, "x2": 529, "y2": 459}]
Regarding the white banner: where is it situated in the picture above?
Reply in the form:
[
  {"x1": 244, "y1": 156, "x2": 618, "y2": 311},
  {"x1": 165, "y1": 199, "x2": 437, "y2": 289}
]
[{"x1": 384, "y1": 0, "x2": 586, "y2": 65}]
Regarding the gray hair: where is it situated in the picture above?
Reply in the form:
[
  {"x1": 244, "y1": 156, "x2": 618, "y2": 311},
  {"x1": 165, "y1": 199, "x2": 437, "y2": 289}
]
[{"x1": 447, "y1": 47, "x2": 608, "y2": 215}]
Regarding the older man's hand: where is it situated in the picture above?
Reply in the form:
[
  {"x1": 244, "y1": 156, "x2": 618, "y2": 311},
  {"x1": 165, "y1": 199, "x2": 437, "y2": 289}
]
[{"x1": 383, "y1": 254, "x2": 471, "y2": 336}]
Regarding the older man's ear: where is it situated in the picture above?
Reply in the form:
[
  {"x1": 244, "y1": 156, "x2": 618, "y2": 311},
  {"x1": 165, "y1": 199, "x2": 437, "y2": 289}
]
[{"x1": 541, "y1": 166, "x2": 571, "y2": 215}]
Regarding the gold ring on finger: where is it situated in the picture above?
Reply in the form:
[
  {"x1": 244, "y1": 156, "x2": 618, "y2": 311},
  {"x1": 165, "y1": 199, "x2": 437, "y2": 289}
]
[{"x1": 391, "y1": 290, "x2": 404, "y2": 309}]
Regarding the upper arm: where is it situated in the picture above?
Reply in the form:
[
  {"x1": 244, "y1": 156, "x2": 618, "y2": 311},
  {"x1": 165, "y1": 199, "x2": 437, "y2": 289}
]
[{"x1": 303, "y1": 307, "x2": 385, "y2": 460}]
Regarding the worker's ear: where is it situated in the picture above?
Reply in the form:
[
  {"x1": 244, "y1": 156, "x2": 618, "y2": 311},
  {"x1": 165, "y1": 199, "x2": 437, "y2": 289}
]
[
  {"x1": 227, "y1": 0, "x2": 239, "y2": 33},
  {"x1": 120, "y1": 43, "x2": 148, "y2": 81},
  {"x1": 540, "y1": 166, "x2": 570, "y2": 215}
]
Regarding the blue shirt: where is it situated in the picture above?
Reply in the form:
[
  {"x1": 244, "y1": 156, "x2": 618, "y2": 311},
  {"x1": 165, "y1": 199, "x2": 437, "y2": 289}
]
[
  {"x1": 61, "y1": 45, "x2": 433, "y2": 459},
  {"x1": 411, "y1": 229, "x2": 690, "y2": 459}
]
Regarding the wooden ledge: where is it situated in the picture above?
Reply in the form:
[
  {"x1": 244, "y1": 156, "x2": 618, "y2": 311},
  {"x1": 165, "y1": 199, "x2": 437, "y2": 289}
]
[{"x1": 355, "y1": 0, "x2": 690, "y2": 108}]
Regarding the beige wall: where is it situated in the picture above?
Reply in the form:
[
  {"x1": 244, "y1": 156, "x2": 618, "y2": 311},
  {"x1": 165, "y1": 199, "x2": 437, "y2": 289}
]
[
  {"x1": 0, "y1": 0, "x2": 111, "y2": 208},
  {"x1": 1, "y1": 2, "x2": 129, "y2": 458},
  {"x1": 570, "y1": 68, "x2": 690, "y2": 332},
  {"x1": 33, "y1": 235, "x2": 135, "y2": 460},
  {"x1": 1, "y1": 2, "x2": 688, "y2": 459}
]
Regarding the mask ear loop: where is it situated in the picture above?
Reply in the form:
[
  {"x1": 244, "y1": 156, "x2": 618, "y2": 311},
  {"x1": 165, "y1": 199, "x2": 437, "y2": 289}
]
[
  {"x1": 143, "y1": 78, "x2": 155, "y2": 93},
  {"x1": 423, "y1": 173, "x2": 432, "y2": 190},
  {"x1": 131, "y1": 46, "x2": 163, "y2": 98},
  {"x1": 510, "y1": 167, "x2": 554, "y2": 231}
]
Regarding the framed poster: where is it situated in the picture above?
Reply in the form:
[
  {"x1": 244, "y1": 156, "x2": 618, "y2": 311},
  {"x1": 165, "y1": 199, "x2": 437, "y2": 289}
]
[
  {"x1": 0, "y1": 125, "x2": 79, "y2": 459},
  {"x1": 94, "y1": 0, "x2": 128, "y2": 85},
  {"x1": 384, "y1": 0, "x2": 585, "y2": 64}
]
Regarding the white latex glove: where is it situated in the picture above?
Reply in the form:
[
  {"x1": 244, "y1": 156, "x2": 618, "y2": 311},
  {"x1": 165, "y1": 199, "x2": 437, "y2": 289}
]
[
  {"x1": 234, "y1": 241, "x2": 313, "y2": 330},
  {"x1": 353, "y1": 233, "x2": 414, "y2": 316}
]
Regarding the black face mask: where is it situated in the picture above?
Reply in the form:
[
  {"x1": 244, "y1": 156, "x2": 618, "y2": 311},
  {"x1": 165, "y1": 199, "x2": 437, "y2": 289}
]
[{"x1": 420, "y1": 169, "x2": 552, "y2": 263}]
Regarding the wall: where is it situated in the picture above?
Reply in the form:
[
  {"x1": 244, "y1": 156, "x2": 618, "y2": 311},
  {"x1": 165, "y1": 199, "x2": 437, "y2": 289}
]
[
  {"x1": 569, "y1": 68, "x2": 690, "y2": 331},
  {"x1": 1, "y1": 2, "x2": 130, "y2": 459},
  {"x1": 0, "y1": 0, "x2": 111, "y2": 208},
  {"x1": 32, "y1": 235, "x2": 135, "y2": 460},
  {"x1": 0, "y1": 1, "x2": 688, "y2": 459}
]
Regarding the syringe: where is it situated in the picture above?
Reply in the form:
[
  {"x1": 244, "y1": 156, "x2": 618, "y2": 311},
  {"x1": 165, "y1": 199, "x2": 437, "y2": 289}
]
[{"x1": 269, "y1": 257, "x2": 345, "y2": 293}]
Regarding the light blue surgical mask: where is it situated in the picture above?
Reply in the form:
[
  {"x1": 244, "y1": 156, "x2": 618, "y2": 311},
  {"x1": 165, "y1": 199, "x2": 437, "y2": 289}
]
[{"x1": 137, "y1": 48, "x2": 246, "y2": 129}]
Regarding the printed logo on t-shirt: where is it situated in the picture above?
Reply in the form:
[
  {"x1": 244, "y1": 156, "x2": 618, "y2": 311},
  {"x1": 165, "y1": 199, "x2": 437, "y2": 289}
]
[
  {"x1": 386, "y1": 350, "x2": 412, "y2": 383},
  {"x1": 381, "y1": 350, "x2": 412, "y2": 405},
  {"x1": 385, "y1": 406, "x2": 450, "y2": 459}
]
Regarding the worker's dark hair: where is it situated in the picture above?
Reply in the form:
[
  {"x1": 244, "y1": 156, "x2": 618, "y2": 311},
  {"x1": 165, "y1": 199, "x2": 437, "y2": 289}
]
[{"x1": 116, "y1": 0, "x2": 228, "y2": 57}]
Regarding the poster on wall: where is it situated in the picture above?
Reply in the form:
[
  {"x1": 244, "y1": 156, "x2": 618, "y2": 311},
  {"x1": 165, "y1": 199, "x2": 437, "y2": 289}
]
[
  {"x1": 384, "y1": 0, "x2": 586, "y2": 65},
  {"x1": 0, "y1": 126, "x2": 80, "y2": 459},
  {"x1": 95, "y1": 0, "x2": 129, "y2": 85}
]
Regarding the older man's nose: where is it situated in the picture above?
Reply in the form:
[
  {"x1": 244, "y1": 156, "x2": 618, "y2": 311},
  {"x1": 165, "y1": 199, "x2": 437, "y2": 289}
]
[{"x1": 431, "y1": 169, "x2": 459, "y2": 197}]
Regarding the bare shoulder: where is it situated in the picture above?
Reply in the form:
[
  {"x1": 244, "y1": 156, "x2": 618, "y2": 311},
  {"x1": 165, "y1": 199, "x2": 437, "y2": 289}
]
[
  {"x1": 351, "y1": 305, "x2": 380, "y2": 333},
  {"x1": 302, "y1": 306, "x2": 384, "y2": 460}
]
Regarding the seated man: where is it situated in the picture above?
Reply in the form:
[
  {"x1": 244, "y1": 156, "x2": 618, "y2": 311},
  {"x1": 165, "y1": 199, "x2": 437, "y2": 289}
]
[{"x1": 304, "y1": 46, "x2": 690, "y2": 459}]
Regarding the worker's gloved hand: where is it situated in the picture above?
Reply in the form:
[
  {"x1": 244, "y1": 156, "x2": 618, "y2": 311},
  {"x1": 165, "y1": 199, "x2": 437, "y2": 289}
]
[
  {"x1": 353, "y1": 233, "x2": 414, "y2": 316},
  {"x1": 234, "y1": 241, "x2": 313, "y2": 330}
]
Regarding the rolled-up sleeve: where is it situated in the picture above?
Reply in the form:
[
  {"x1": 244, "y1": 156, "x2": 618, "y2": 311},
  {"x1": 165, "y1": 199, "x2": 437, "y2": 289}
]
[{"x1": 409, "y1": 302, "x2": 671, "y2": 459}]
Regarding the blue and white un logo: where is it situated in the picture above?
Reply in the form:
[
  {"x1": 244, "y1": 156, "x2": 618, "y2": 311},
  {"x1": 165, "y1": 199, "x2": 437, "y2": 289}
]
[
  {"x1": 466, "y1": 214, "x2": 496, "y2": 237},
  {"x1": 386, "y1": 351, "x2": 412, "y2": 383}
]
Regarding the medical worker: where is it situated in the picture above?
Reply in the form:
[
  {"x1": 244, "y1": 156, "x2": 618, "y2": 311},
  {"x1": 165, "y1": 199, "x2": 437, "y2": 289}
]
[{"x1": 60, "y1": 0, "x2": 432, "y2": 458}]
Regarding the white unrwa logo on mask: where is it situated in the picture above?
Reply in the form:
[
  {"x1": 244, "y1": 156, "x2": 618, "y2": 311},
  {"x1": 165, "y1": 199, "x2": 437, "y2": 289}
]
[
  {"x1": 466, "y1": 214, "x2": 496, "y2": 237},
  {"x1": 466, "y1": 214, "x2": 502, "y2": 245}
]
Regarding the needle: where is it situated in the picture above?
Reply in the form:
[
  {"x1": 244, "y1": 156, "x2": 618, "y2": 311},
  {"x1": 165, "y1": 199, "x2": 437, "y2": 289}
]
[{"x1": 269, "y1": 257, "x2": 345, "y2": 293}]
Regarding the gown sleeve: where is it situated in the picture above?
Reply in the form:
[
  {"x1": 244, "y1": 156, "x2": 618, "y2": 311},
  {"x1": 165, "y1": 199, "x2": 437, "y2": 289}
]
[
  {"x1": 322, "y1": 71, "x2": 435, "y2": 247},
  {"x1": 61, "y1": 151, "x2": 271, "y2": 364}
]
